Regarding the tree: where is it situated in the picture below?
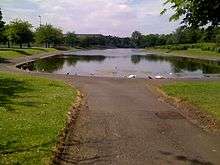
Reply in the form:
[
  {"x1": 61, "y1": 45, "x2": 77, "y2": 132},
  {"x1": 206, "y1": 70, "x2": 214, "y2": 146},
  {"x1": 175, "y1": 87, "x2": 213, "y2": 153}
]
[
  {"x1": 131, "y1": 31, "x2": 143, "y2": 48},
  {"x1": 5, "y1": 20, "x2": 33, "y2": 48},
  {"x1": 162, "y1": 0, "x2": 220, "y2": 27},
  {"x1": 35, "y1": 24, "x2": 63, "y2": 48},
  {"x1": 172, "y1": 27, "x2": 201, "y2": 44},
  {"x1": 142, "y1": 34, "x2": 161, "y2": 47},
  {"x1": 65, "y1": 32, "x2": 78, "y2": 47},
  {"x1": 0, "y1": 8, "x2": 5, "y2": 42}
]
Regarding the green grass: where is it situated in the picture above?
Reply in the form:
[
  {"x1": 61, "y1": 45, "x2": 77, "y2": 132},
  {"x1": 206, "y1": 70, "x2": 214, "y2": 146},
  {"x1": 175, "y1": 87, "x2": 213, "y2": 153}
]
[
  {"x1": 0, "y1": 72, "x2": 76, "y2": 164},
  {"x1": 147, "y1": 48, "x2": 220, "y2": 58},
  {"x1": 161, "y1": 82, "x2": 220, "y2": 120},
  {"x1": 0, "y1": 47, "x2": 57, "y2": 60},
  {"x1": 146, "y1": 42, "x2": 220, "y2": 58}
]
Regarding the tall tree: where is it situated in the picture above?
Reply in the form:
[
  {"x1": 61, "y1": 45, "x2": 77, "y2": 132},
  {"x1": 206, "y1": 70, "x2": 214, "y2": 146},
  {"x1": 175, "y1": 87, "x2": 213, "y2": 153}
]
[
  {"x1": 162, "y1": 0, "x2": 220, "y2": 27},
  {"x1": 131, "y1": 31, "x2": 143, "y2": 48},
  {"x1": 173, "y1": 27, "x2": 203, "y2": 44},
  {"x1": 65, "y1": 32, "x2": 78, "y2": 47},
  {"x1": 0, "y1": 8, "x2": 5, "y2": 42},
  {"x1": 35, "y1": 24, "x2": 63, "y2": 48},
  {"x1": 5, "y1": 20, "x2": 33, "y2": 48}
]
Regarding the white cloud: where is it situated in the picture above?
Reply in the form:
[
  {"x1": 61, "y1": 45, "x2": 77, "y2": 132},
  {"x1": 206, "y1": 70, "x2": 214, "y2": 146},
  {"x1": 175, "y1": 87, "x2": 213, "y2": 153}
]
[{"x1": 0, "y1": 0, "x2": 180, "y2": 36}]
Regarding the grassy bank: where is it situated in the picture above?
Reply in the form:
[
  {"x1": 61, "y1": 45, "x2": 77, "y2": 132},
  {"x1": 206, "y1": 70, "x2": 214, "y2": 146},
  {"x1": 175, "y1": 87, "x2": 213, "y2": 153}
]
[
  {"x1": 146, "y1": 43, "x2": 220, "y2": 58},
  {"x1": 147, "y1": 48, "x2": 220, "y2": 58},
  {"x1": 0, "y1": 47, "x2": 57, "y2": 61},
  {"x1": 161, "y1": 82, "x2": 220, "y2": 120},
  {"x1": 0, "y1": 72, "x2": 76, "y2": 164}
]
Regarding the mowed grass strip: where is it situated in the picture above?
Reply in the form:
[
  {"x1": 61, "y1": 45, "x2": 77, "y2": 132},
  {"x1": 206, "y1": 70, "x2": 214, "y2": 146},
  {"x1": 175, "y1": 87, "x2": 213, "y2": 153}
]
[
  {"x1": 0, "y1": 47, "x2": 57, "y2": 60},
  {"x1": 161, "y1": 82, "x2": 220, "y2": 120},
  {"x1": 146, "y1": 48, "x2": 220, "y2": 58},
  {"x1": 0, "y1": 72, "x2": 76, "y2": 164}
]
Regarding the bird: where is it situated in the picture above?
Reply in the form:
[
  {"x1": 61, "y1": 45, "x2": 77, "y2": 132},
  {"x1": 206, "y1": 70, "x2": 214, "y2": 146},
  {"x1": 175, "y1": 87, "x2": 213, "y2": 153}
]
[
  {"x1": 128, "y1": 75, "x2": 136, "y2": 79},
  {"x1": 155, "y1": 75, "x2": 165, "y2": 79},
  {"x1": 147, "y1": 76, "x2": 153, "y2": 79}
]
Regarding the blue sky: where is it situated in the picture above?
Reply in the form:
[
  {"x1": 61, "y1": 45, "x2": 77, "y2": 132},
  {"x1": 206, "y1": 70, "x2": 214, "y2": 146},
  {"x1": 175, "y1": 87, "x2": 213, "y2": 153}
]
[{"x1": 0, "y1": 0, "x2": 180, "y2": 36}]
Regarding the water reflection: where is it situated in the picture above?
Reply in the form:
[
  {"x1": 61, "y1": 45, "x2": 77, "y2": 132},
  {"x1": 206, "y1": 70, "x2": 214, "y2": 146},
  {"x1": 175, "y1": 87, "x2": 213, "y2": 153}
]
[
  {"x1": 65, "y1": 55, "x2": 106, "y2": 66},
  {"x1": 20, "y1": 55, "x2": 106, "y2": 73},
  {"x1": 20, "y1": 57, "x2": 65, "y2": 72},
  {"x1": 18, "y1": 49, "x2": 220, "y2": 78},
  {"x1": 131, "y1": 54, "x2": 220, "y2": 74}
]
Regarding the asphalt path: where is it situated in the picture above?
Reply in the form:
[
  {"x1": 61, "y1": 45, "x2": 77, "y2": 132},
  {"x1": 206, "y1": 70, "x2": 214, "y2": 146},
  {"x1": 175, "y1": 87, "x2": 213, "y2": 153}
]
[{"x1": 56, "y1": 76, "x2": 220, "y2": 165}]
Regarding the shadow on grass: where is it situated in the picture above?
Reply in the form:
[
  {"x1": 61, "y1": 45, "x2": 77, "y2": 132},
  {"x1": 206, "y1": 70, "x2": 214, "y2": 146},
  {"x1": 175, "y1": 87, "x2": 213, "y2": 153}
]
[
  {"x1": 0, "y1": 57, "x2": 9, "y2": 63},
  {"x1": 0, "y1": 139, "x2": 56, "y2": 165},
  {"x1": 0, "y1": 139, "x2": 56, "y2": 155},
  {"x1": 0, "y1": 77, "x2": 42, "y2": 111}
]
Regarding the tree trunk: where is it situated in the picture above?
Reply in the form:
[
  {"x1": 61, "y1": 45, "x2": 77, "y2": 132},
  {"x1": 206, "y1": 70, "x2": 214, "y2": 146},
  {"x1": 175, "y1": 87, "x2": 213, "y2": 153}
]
[
  {"x1": 28, "y1": 43, "x2": 31, "y2": 48},
  {"x1": 7, "y1": 41, "x2": 10, "y2": 48},
  {"x1": 20, "y1": 43, "x2": 22, "y2": 49}
]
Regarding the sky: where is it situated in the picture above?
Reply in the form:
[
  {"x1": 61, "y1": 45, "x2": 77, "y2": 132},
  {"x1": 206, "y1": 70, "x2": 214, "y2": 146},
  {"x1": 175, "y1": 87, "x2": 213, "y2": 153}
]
[{"x1": 0, "y1": 0, "x2": 180, "y2": 37}]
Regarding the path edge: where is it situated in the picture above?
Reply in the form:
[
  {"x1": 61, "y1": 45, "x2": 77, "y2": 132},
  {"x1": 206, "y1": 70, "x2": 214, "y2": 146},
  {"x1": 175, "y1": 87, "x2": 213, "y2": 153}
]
[
  {"x1": 51, "y1": 90, "x2": 84, "y2": 164},
  {"x1": 146, "y1": 82, "x2": 220, "y2": 133}
]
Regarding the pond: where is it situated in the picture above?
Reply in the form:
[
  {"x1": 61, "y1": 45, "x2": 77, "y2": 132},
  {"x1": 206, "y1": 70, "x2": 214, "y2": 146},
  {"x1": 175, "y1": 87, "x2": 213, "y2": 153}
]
[{"x1": 18, "y1": 49, "x2": 220, "y2": 78}]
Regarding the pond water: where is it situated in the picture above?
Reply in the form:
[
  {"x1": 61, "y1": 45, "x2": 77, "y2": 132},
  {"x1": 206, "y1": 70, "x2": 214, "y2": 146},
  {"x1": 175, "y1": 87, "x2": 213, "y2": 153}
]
[{"x1": 18, "y1": 49, "x2": 220, "y2": 78}]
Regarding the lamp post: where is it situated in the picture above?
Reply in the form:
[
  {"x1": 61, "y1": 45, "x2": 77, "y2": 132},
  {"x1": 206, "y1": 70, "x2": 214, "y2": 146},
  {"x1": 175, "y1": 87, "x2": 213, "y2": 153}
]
[{"x1": 39, "y1": 15, "x2": 42, "y2": 26}]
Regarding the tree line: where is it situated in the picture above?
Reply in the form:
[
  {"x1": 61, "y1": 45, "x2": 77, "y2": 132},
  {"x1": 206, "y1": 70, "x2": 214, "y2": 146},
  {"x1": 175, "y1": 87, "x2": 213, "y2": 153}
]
[
  {"x1": 0, "y1": 9, "x2": 134, "y2": 49},
  {"x1": 0, "y1": 0, "x2": 220, "y2": 49},
  {"x1": 133, "y1": 27, "x2": 220, "y2": 48}
]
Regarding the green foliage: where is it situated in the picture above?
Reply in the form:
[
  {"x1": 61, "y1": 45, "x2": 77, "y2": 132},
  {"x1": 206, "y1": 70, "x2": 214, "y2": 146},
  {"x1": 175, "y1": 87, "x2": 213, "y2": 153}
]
[
  {"x1": 162, "y1": 0, "x2": 220, "y2": 27},
  {"x1": 64, "y1": 32, "x2": 78, "y2": 47},
  {"x1": 0, "y1": 72, "x2": 76, "y2": 164},
  {"x1": 143, "y1": 26, "x2": 220, "y2": 49},
  {"x1": 76, "y1": 35, "x2": 133, "y2": 48},
  {"x1": 104, "y1": 36, "x2": 132, "y2": 48},
  {"x1": 0, "y1": 8, "x2": 5, "y2": 42},
  {"x1": 131, "y1": 31, "x2": 143, "y2": 48},
  {"x1": 35, "y1": 24, "x2": 63, "y2": 48},
  {"x1": 162, "y1": 82, "x2": 220, "y2": 120},
  {"x1": 141, "y1": 34, "x2": 167, "y2": 47},
  {"x1": 0, "y1": 12, "x2": 219, "y2": 49},
  {"x1": 4, "y1": 20, "x2": 33, "y2": 48},
  {"x1": 74, "y1": 26, "x2": 219, "y2": 49},
  {"x1": 174, "y1": 27, "x2": 203, "y2": 44}
]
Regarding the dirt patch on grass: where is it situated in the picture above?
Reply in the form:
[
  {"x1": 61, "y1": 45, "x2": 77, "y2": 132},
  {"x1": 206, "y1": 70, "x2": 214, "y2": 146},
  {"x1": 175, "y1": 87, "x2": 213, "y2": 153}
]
[{"x1": 51, "y1": 90, "x2": 87, "y2": 164}]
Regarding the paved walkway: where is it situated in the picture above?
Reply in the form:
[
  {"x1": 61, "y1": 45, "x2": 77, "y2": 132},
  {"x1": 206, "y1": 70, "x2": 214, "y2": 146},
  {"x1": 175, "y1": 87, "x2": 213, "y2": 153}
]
[{"x1": 55, "y1": 76, "x2": 220, "y2": 165}]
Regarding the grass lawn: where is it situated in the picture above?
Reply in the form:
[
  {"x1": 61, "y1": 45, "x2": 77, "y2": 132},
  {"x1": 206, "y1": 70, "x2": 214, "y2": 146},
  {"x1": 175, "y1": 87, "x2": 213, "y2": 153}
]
[
  {"x1": 161, "y1": 82, "x2": 220, "y2": 120},
  {"x1": 146, "y1": 48, "x2": 220, "y2": 58},
  {"x1": 0, "y1": 47, "x2": 57, "y2": 61},
  {"x1": 0, "y1": 72, "x2": 76, "y2": 164}
]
